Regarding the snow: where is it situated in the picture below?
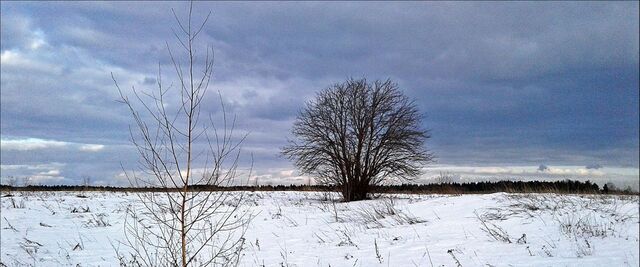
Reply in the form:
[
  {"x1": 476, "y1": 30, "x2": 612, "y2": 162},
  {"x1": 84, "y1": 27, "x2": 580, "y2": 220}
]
[{"x1": 1, "y1": 191, "x2": 638, "y2": 266}]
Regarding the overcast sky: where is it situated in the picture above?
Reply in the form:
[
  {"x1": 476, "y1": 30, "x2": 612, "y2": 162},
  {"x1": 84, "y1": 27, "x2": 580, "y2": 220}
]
[{"x1": 1, "y1": 2, "x2": 638, "y2": 188}]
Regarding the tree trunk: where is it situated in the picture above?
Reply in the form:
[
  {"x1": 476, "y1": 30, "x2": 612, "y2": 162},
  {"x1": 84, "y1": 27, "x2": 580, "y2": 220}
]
[{"x1": 342, "y1": 178, "x2": 369, "y2": 201}]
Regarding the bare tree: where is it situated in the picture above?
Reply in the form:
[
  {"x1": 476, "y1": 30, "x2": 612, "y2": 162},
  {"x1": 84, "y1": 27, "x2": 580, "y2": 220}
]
[
  {"x1": 2, "y1": 176, "x2": 17, "y2": 187},
  {"x1": 435, "y1": 171, "x2": 459, "y2": 184},
  {"x1": 282, "y1": 78, "x2": 434, "y2": 201},
  {"x1": 21, "y1": 176, "x2": 32, "y2": 187},
  {"x1": 81, "y1": 176, "x2": 91, "y2": 188},
  {"x1": 78, "y1": 175, "x2": 91, "y2": 197},
  {"x1": 113, "y1": 3, "x2": 250, "y2": 266}
]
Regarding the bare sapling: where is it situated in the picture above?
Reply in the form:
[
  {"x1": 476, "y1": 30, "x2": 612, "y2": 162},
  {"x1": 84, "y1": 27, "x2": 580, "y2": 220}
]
[{"x1": 113, "y1": 2, "x2": 251, "y2": 266}]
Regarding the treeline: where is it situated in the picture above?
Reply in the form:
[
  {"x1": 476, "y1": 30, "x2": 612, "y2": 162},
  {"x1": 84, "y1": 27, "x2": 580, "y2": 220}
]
[
  {"x1": 0, "y1": 179, "x2": 634, "y2": 195},
  {"x1": 373, "y1": 180, "x2": 606, "y2": 194}
]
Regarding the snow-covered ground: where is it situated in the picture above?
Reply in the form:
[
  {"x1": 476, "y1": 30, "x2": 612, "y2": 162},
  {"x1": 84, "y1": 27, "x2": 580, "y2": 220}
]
[{"x1": 1, "y1": 191, "x2": 638, "y2": 266}]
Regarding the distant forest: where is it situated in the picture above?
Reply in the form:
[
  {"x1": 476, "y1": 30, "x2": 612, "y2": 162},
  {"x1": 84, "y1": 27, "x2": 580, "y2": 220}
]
[{"x1": 0, "y1": 179, "x2": 635, "y2": 195}]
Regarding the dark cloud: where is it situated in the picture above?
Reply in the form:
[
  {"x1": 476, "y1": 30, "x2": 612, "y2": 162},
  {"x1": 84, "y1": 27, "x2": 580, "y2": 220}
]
[
  {"x1": 537, "y1": 165, "x2": 549, "y2": 172},
  {"x1": 1, "y1": 2, "x2": 638, "y2": 185},
  {"x1": 586, "y1": 164, "x2": 603, "y2": 170}
]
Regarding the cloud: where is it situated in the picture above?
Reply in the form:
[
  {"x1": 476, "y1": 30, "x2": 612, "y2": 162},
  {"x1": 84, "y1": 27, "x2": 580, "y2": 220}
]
[
  {"x1": 0, "y1": 49, "x2": 61, "y2": 74},
  {"x1": 0, "y1": 12, "x2": 48, "y2": 52},
  {"x1": 79, "y1": 144, "x2": 105, "y2": 152},
  {"x1": 248, "y1": 168, "x2": 312, "y2": 186},
  {"x1": 0, "y1": 163, "x2": 67, "y2": 185},
  {"x1": 1, "y1": 138, "x2": 68, "y2": 151},
  {"x1": 586, "y1": 163, "x2": 603, "y2": 169},
  {"x1": 1, "y1": 137, "x2": 105, "y2": 152},
  {"x1": 0, "y1": 2, "x2": 638, "y2": 185},
  {"x1": 537, "y1": 164, "x2": 549, "y2": 172}
]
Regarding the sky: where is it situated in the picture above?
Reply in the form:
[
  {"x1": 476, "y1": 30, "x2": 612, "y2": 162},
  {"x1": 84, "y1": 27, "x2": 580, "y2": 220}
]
[{"x1": 1, "y1": 2, "x2": 638, "y2": 189}]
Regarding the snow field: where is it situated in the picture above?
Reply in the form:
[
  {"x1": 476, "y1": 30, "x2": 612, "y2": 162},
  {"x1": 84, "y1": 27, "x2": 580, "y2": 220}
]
[{"x1": 1, "y1": 191, "x2": 638, "y2": 266}]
